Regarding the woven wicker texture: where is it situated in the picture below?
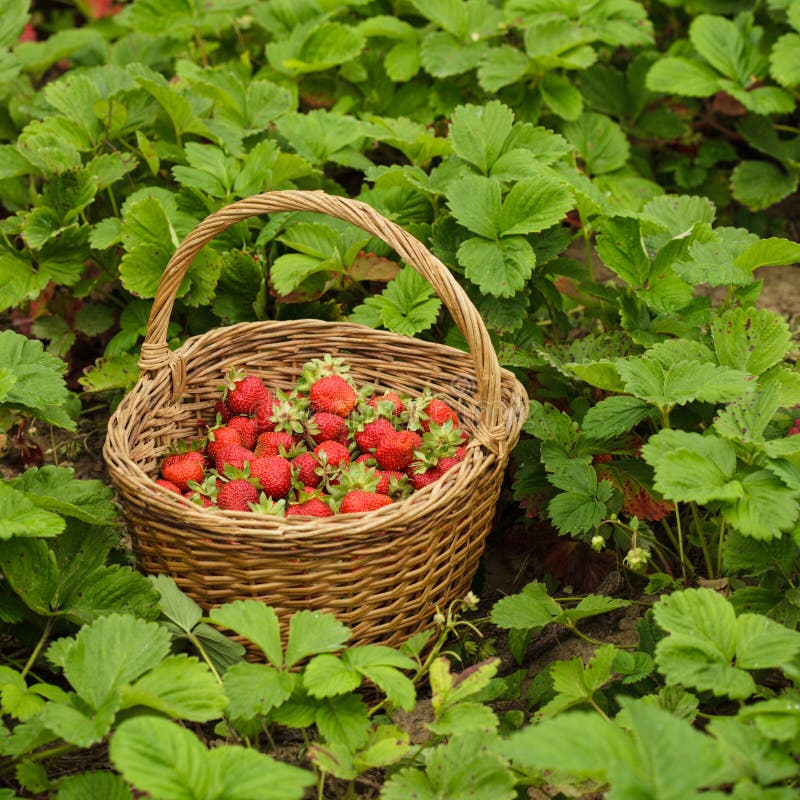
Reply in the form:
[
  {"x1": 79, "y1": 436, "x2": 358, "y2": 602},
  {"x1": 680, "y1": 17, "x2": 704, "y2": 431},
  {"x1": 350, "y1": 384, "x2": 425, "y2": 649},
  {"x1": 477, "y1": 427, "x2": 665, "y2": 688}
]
[{"x1": 104, "y1": 190, "x2": 529, "y2": 650}]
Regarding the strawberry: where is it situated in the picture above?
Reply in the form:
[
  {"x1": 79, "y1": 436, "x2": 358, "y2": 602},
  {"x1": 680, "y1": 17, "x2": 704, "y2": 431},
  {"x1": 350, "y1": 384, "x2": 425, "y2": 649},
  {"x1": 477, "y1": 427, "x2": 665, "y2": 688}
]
[
  {"x1": 355, "y1": 453, "x2": 377, "y2": 465},
  {"x1": 254, "y1": 431, "x2": 296, "y2": 458},
  {"x1": 423, "y1": 398, "x2": 459, "y2": 431},
  {"x1": 309, "y1": 375, "x2": 357, "y2": 417},
  {"x1": 286, "y1": 497, "x2": 334, "y2": 517},
  {"x1": 205, "y1": 426, "x2": 242, "y2": 460},
  {"x1": 410, "y1": 466, "x2": 444, "y2": 491},
  {"x1": 437, "y1": 446, "x2": 466, "y2": 474},
  {"x1": 252, "y1": 398, "x2": 277, "y2": 434},
  {"x1": 249, "y1": 456, "x2": 292, "y2": 499},
  {"x1": 184, "y1": 491, "x2": 214, "y2": 507},
  {"x1": 227, "y1": 415, "x2": 258, "y2": 450},
  {"x1": 214, "y1": 444, "x2": 255, "y2": 473},
  {"x1": 368, "y1": 391, "x2": 405, "y2": 417},
  {"x1": 376, "y1": 470, "x2": 411, "y2": 498},
  {"x1": 247, "y1": 494, "x2": 286, "y2": 516},
  {"x1": 224, "y1": 370, "x2": 269, "y2": 415},
  {"x1": 339, "y1": 490, "x2": 394, "y2": 514},
  {"x1": 354, "y1": 417, "x2": 395, "y2": 453},
  {"x1": 308, "y1": 412, "x2": 348, "y2": 445},
  {"x1": 161, "y1": 451, "x2": 205, "y2": 492},
  {"x1": 214, "y1": 398, "x2": 234, "y2": 423},
  {"x1": 374, "y1": 429, "x2": 421, "y2": 471},
  {"x1": 217, "y1": 479, "x2": 259, "y2": 511},
  {"x1": 155, "y1": 478, "x2": 182, "y2": 494},
  {"x1": 291, "y1": 452, "x2": 321, "y2": 487},
  {"x1": 314, "y1": 440, "x2": 351, "y2": 468}
]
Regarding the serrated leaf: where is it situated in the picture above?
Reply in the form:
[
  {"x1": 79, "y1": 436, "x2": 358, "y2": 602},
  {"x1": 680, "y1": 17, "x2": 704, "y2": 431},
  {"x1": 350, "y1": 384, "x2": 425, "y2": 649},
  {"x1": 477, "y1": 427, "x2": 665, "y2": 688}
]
[
  {"x1": 303, "y1": 654, "x2": 361, "y2": 698},
  {"x1": 222, "y1": 662, "x2": 294, "y2": 720},
  {"x1": 0, "y1": 251, "x2": 50, "y2": 312},
  {"x1": 690, "y1": 14, "x2": 756, "y2": 84},
  {"x1": 427, "y1": 701, "x2": 498, "y2": 736},
  {"x1": 51, "y1": 614, "x2": 171, "y2": 710},
  {"x1": 420, "y1": 31, "x2": 486, "y2": 78},
  {"x1": 8, "y1": 466, "x2": 117, "y2": 527},
  {"x1": 110, "y1": 716, "x2": 313, "y2": 800},
  {"x1": 540, "y1": 72, "x2": 583, "y2": 120},
  {"x1": 641, "y1": 430, "x2": 741, "y2": 504},
  {"x1": 722, "y1": 469, "x2": 799, "y2": 541},
  {"x1": 315, "y1": 693, "x2": 370, "y2": 750},
  {"x1": 771, "y1": 32, "x2": 800, "y2": 87},
  {"x1": 491, "y1": 581, "x2": 561, "y2": 631},
  {"x1": 210, "y1": 600, "x2": 283, "y2": 667},
  {"x1": 646, "y1": 56, "x2": 722, "y2": 97},
  {"x1": 358, "y1": 665, "x2": 416, "y2": 711},
  {"x1": 559, "y1": 596, "x2": 631, "y2": 624},
  {"x1": 563, "y1": 111, "x2": 629, "y2": 175},
  {"x1": 711, "y1": 306, "x2": 792, "y2": 376},
  {"x1": 477, "y1": 45, "x2": 529, "y2": 92},
  {"x1": 596, "y1": 216, "x2": 650, "y2": 287},
  {"x1": 731, "y1": 161, "x2": 799, "y2": 212},
  {"x1": 0, "y1": 484, "x2": 65, "y2": 540},
  {"x1": 275, "y1": 22, "x2": 365, "y2": 74},
  {"x1": 284, "y1": 610, "x2": 350, "y2": 668},
  {"x1": 385, "y1": 40, "x2": 422, "y2": 81},
  {"x1": 446, "y1": 175, "x2": 501, "y2": 237},
  {"x1": 582, "y1": 396, "x2": 653, "y2": 440},
  {"x1": 713, "y1": 381, "x2": 780, "y2": 443},
  {"x1": 121, "y1": 655, "x2": 227, "y2": 721},
  {"x1": 383, "y1": 732, "x2": 515, "y2": 800},
  {"x1": 378, "y1": 266, "x2": 441, "y2": 337},
  {"x1": 498, "y1": 176, "x2": 573, "y2": 235},
  {"x1": 55, "y1": 771, "x2": 132, "y2": 800},
  {"x1": 449, "y1": 101, "x2": 514, "y2": 174},
  {"x1": 458, "y1": 235, "x2": 535, "y2": 298},
  {"x1": 148, "y1": 575, "x2": 202, "y2": 633}
]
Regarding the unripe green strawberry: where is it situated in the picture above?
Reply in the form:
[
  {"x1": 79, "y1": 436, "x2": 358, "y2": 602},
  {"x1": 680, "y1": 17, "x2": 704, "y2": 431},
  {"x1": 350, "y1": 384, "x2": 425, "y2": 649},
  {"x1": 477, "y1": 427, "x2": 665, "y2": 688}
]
[
  {"x1": 217, "y1": 479, "x2": 259, "y2": 511},
  {"x1": 161, "y1": 451, "x2": 206, "y2": 492},
  {"x1": 227, "y1": 416, "x2": 259, "y2": 450},
  {"x1": 249, "y1": 456, "x2": 292, "y2": 499},
  {"x1": 339, "y1": 490, "x2": 393, "y2": 513},
  {"x1": 309, "y1": 375, "x2": 357, "y2": 417}
]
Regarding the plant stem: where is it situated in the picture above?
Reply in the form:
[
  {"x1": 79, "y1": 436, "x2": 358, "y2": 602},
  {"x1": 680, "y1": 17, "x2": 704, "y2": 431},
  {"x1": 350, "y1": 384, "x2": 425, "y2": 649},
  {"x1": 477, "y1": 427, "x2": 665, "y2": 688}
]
[
  {"x1": 582, "y1": 224, "x2": 595, "y2": 283},
  {"x1": 21, "y1": 618, "x2": 54, "y2": 680},
  {"x1": 188, "y1": 631, "x2": 223, "y2": 685},
  {"x1": 716, "y1": 519, "x2": 727, "y2": 578},
  {"x1": 317, "y1": 772, "x2": 326, "y2": 800},
  {"x1": 673, "y1": 503, "x2": 687, "y2": 584},
  {"x1": 690, "y1": 502, "x2": 715, "y2": 579},
  {"x1": 589, "y1": 697, "x2": 611, "y2": 722}
]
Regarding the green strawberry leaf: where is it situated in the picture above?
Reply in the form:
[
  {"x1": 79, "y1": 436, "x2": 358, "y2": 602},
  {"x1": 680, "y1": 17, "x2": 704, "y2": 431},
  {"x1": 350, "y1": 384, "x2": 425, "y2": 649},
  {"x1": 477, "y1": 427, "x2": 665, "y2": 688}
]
[
  {"x1": 449, "y1": 101, "x2": 514, "y2": 174},
  {"x1": 458, "y1": 235, "x2": 535, "y2": 298}
]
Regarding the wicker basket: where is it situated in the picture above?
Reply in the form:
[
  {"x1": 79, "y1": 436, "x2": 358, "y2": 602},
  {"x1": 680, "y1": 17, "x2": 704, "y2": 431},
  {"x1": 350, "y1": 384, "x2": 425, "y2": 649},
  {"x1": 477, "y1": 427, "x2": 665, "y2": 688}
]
[{"x1": 104, "y1": 190, "x2": 528, "y2": 650}]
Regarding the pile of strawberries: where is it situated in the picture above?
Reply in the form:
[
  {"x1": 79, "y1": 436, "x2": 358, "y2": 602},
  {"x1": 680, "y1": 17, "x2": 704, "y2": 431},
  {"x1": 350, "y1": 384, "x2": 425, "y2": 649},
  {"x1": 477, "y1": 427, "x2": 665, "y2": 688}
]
[{"x1": 154, "y1": 356, "x2": 468, "y2": 516}]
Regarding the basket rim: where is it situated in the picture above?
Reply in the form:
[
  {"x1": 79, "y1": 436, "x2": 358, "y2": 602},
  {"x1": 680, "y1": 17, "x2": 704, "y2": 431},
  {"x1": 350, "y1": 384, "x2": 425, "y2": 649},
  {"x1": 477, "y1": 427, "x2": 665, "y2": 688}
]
[{"x1": 104, "y1": 318, "x2": 529, "y2": 541}]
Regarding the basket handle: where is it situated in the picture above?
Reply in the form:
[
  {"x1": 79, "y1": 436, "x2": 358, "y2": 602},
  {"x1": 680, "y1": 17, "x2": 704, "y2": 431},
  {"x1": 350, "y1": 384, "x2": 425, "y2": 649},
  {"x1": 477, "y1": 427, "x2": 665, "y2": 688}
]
[{"x1": 139, "y1": 190, "x2": 507, "y2": 454}]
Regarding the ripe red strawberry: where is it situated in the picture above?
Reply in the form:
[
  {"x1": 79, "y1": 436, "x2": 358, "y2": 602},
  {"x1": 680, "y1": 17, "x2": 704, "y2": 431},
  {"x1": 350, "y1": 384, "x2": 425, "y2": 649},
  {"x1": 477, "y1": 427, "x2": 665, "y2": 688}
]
[
  {"x1": 155, "y1": 478, "x2": 181, "y2": 494},
  {"x1": 355, "y1": 453, "x2": 376, "y2": 465},
  {"x1": 254, "y1": 431, "x2": 296, "y2": 458},
  {"x1": 252, "y1": 398, "x2": 278, "y2": 434},
  {"x1": 375, "y1": 429, "x2": 421, "y2": 471},
  {"x1": 249, "y1": 456, "x2": 292, "y2": 499},
  {"x1": 437, "y1": 446, "x2": 466, "y2": 474},
  {"x1": 292, "y1": 452, "x2": 321, "y2": 487},
  {"x1": 205, "y1": 426, "x2": 242, "y2": 460},
  {"x1": 184, "y1": 491, "x2": 214, "y2": 507},
  {"x1": 227, "y1": 416, "x2": 259, "y2": 450},
  {"x1": 354, "y1": 417, "x2": 394, "y2": 453},
  {"x1": 217, "y1": 479, "x2": 259, "y2": 511},
  {"x1": 376, "y1": 469, "x2": 406, "y2": 495},
  {"x1": 214, "y1": 444, "x2": 255, "y2": 473},
  {"x1": 225, "y1": 373, "x2": 269, "y2": 415},
  {"x1": 308, "y1": 412, "x2": 349, "y2": 445},
  {"x1": 410, "y1": 466, "x2": 444, "y2": 491},
  {"x1": 789, "y1": 419, "x2": 800, "y2": 436},
  {"x1": 161, "y1": 451, "x2": 205, "y2": 492},
  {"x1": 309, "y1": 375, "x2": 357, "y2": 417},
  {"x1": 423, "y1": 399, "x2": 459, "y2": 431},
  {"x1": 368, "y1": 391, "x2": 405, "y2": 417},
  {"x1": 314, "y1": 440, "x2": 351, "y2": 468},
  {"x1": 214, "y1": 398, "x2": 234, "y2": 424},
  {"x1": 339, "y1": 490, "x2": 393, "y2": 513},
  {"x1": 286, "y1": 498, "x2": 334, "y2": 517}
]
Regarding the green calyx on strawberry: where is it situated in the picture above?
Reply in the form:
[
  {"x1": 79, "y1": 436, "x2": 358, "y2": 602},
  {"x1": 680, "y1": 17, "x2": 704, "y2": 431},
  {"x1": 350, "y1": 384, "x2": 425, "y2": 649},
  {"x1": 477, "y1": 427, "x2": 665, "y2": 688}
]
[
  {"x1": 269, "y1": 388, "x2": 308, "y2": 435},
  {"x1": 296, "y1": 355, "x2": 351, "y2": 390},
  {"x1": 286, "y1": 496, "x2": 334, "y2": 517},
  {"x1": 247, "y1": 493, "x2": 287, "y2": 516},
  {"x1": 328, "y1": 461, "x2": 381, "y2": 501},
  {"x1": 412, "y1": 420, "x2": 464, "y2": 471}
]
